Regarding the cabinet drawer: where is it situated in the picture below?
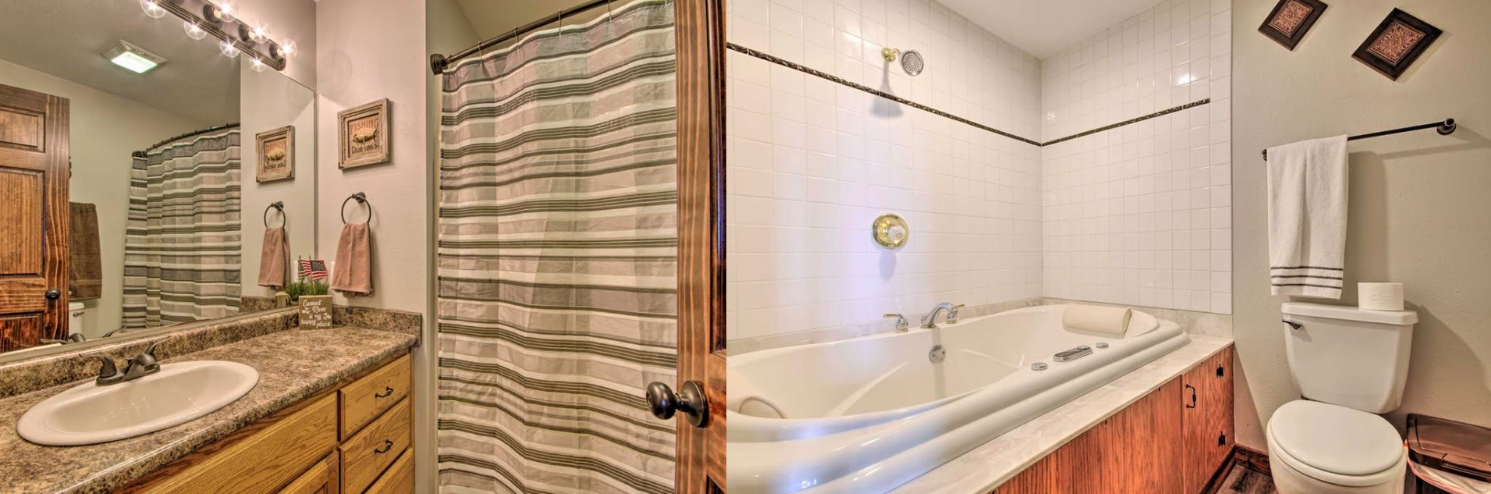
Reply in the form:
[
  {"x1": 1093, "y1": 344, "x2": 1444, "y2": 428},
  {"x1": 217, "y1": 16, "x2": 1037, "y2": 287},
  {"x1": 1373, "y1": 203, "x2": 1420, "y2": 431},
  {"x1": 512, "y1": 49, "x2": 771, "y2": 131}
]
[
  {"x1": 138, "y1": 393, "x2": 338, "y2": 494},
  {"x1": 363, "y1": 448, "x2": 414, "y2": 494},
  {"x1": 340, "y1": 397, "x2": 411, "y2": 494},
  {"x1": 278, "y1": 451, "x2": 338, "y2": 494},
  {"x1": 340, "y1": 354, "x2": 410, "y2": 440}
]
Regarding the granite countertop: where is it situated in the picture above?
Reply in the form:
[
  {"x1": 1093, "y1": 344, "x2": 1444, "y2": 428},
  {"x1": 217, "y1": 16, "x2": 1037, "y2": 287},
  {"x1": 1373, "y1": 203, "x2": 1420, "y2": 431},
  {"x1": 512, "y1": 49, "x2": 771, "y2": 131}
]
[
  {"x1": 0, "y1": 327, "x2": 418, "y2": 494},
  {"x1": 889, "y1": 335, "x2": 1234, "y2": 494}
]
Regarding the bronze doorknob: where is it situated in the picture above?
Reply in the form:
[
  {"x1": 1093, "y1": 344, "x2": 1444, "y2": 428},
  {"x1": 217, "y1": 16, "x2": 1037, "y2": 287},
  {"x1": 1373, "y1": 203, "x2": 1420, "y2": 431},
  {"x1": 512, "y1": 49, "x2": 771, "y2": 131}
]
[
  {"x1": 646, "y1": 380, "x2": 709, "y2": 428},
  {"x1": 45, "y1": 289, "x2": 60, "y2": 301}
]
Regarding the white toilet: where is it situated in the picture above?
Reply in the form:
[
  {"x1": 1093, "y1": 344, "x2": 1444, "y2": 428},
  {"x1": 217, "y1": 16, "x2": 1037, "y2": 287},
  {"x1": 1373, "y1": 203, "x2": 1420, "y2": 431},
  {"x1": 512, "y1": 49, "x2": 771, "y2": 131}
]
[{"x1": 1267, "y1": 302, "x2": 1416, "y2": 494}]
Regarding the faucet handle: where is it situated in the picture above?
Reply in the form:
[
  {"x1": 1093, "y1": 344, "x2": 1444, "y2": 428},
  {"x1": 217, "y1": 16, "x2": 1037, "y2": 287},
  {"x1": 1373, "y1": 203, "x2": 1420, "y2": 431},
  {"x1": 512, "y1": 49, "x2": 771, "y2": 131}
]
[
  {"x1": 884, "y1": 314, "x2": 909, "y2": 332},
  {"x1": 94, "y1": 356, "x2": 123, "y2": 386},
  {"x1": 947, "y1": 304, "x2": 966, "y2": 324}
]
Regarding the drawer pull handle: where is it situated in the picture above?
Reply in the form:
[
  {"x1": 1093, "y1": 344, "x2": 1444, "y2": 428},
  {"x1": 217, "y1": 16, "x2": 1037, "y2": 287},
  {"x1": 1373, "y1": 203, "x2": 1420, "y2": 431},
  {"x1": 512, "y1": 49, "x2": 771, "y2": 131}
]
[
  {"x1": 375, "y1": 439, "x2": 394, "y2": 454},
  {"x1": 375, "y1": 386, "x2": 395, "y2": 398}
]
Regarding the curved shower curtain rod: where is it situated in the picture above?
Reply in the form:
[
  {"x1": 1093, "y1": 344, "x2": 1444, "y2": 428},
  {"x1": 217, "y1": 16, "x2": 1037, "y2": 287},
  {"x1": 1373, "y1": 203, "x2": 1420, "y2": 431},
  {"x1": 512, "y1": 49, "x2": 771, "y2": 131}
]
[
  {"x1": 132, "y1": 122, "x2": 241, "y2": 159},
  {"x1": 430, "y1": 0, "x2": 614, "y2": 75}
]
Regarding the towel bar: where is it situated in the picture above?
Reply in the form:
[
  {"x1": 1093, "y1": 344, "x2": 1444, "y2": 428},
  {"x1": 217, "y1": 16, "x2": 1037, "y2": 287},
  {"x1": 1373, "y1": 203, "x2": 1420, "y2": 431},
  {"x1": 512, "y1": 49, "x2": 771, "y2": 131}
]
[{"x1": 1262, "y1": 118, "x2": 1456, "y2": 160}]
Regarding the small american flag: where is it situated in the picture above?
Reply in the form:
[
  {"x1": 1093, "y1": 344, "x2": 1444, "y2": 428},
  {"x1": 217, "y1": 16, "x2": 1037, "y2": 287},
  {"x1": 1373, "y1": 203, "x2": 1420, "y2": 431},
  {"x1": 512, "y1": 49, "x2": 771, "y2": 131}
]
[{"x1": 299, "y1": 259, "x2": 328, "y2": 281}]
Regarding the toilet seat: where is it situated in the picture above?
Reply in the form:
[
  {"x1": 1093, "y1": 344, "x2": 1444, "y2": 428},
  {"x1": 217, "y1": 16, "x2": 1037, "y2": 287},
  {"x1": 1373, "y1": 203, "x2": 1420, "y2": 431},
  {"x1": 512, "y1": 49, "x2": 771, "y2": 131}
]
[{"x1": 1267, "y1": 400, "x2": 1406, "y2": 487}]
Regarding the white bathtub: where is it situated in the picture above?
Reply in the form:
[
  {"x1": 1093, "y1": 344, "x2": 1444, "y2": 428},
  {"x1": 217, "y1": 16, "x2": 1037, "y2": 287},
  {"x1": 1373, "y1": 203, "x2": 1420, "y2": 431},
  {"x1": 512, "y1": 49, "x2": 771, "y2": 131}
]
[{"x1": 727, "y1": 305, "x2": 1190, "y2": 494}]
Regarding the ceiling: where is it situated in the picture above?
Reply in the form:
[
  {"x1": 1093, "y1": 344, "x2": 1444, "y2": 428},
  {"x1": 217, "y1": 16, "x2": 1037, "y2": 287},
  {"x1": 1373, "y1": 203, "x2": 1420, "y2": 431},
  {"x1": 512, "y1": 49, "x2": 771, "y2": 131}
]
[
  {"x1": 453, "y1": 0, "x2": 595, "y2": 40},
  {"x1": 940, "y1": 0, "x2": 1163, "y2": 59},
  {"x1": 0, "y1": 0, "x2": 241, "y2": 124}
]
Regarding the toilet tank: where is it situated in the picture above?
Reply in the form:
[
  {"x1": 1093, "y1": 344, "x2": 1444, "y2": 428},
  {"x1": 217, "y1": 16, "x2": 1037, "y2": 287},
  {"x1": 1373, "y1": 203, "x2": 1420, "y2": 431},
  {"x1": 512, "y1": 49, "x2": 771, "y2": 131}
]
[{"x1": 1282, "y1": 302, "x2": 1416, "y2": 413}]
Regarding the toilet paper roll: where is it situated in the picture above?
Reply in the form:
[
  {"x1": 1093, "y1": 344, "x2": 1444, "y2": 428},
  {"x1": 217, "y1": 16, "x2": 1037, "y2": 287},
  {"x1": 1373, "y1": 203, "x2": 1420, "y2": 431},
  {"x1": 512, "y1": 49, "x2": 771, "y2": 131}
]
[{"x1": 1358, "y1": 282, "x2": 1404, "y2": 311}]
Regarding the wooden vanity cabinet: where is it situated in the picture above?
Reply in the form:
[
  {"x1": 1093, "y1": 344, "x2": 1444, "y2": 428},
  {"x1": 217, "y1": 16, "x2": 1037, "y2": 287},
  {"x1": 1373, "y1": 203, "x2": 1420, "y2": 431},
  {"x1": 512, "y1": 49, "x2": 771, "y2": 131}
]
[
  {"x1": 119, "y1": 353, "x2": 414, "y2": 494},
  {"x1": 996, "y1": 346, "x2": 1234, "y2": 494}
]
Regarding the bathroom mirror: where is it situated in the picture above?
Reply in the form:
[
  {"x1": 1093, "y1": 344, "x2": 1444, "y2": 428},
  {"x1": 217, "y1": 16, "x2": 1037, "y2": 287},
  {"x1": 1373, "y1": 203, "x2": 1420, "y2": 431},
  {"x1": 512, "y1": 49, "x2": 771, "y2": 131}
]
[{"x1": 0, "y1": 0, "x2": 316, "y2": 360}]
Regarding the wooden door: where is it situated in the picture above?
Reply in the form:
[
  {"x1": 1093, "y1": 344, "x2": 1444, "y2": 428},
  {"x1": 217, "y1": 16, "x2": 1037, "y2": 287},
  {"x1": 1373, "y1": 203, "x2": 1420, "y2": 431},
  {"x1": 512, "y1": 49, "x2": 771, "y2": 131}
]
[
  {"x1": 671, "y1": 0, "x2": 728, "y2": 492},
  {"x1": 1182, "y1": 347, "x2": 1235, "y2": 493},
  {"x1": 0, "y1": 83, "x2": 69, "y2": 351}
]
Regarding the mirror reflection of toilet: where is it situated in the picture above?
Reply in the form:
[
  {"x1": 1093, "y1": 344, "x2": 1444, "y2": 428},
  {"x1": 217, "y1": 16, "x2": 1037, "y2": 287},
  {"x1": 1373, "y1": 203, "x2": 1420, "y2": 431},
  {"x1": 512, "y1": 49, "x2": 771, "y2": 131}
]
[{"x1": 1268, "y1": 302, "x2": 1417, "y2": 494}]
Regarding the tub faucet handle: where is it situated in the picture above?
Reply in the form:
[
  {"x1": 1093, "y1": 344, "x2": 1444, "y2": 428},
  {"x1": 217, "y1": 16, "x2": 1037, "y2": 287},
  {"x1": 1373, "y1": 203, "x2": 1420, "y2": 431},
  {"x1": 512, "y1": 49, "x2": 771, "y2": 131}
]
[
  {"x1": 946, "y1": 304, "x2": 966, "y2": 324},
  {"x1": 884, "y1": 314, "x2": 909, "y2": 333}
]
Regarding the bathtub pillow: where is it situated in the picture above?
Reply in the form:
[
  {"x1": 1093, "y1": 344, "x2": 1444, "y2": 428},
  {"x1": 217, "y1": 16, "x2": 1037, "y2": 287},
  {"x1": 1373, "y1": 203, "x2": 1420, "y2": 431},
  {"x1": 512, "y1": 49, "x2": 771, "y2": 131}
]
[{"x1": 1062, "y1": 305, "x2": 1132, "y2": 335}]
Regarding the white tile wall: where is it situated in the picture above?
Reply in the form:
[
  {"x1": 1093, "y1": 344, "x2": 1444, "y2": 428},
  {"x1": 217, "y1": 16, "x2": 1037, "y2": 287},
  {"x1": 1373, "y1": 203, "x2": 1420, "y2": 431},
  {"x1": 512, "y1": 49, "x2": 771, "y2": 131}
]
[
  {"x1": 725, "y1": 0, "x2": 1236, "y2": 346},
  {"x1": 725, "y1": 0, "x2": 1046, "y2": 343},
  {"x1": 1040, "y1": 0, "x2": 1233, "y2": 314}
]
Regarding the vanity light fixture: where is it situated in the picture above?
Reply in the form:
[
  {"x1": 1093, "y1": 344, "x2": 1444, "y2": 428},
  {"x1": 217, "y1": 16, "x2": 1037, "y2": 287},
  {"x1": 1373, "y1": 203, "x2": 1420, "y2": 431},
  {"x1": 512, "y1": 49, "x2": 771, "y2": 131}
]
[
  {"x1": 250, "y1": 57, "x2": 267, "y2": 72},
  {"x1": 204, "y1": 1, "x2": 237, "y2": 24},
  {"x1": 140, "y1": 0, "x2": 168, "y2": 19},
  {"x1": 248, "y1": 25, "x2": 270, "y2": 44},
  {"x1": 103, "y1": 40, "x2": 166, "y2": 74},
  {"x1": 183, "y1": 21, "x2": 208, "y2": 40},
  {"x1": 220, "y1": 40, "x2": 241, "y2": 58}
]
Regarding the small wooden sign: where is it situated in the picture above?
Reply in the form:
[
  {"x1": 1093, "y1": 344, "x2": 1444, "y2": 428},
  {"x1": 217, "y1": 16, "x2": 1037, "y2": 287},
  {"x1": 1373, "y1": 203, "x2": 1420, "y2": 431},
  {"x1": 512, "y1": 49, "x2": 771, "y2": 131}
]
[
  {"x1": 299, "y1": 294, "x2": 334, "y2": 328},
  {"x1": 255, "y1": 125, "x2": 295, "y2": 182},
  {"x1": 1352, "y1": 8, "x2": 1442, "y2": 80},
  {"x1": 338, "y1": 99, "x2": 391, "y2": 169}
]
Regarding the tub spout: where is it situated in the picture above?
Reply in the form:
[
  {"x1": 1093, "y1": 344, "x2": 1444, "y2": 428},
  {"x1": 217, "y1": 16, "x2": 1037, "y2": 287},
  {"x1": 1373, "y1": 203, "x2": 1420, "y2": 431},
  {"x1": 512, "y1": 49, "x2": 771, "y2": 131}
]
[{"x1": 920, "y1": 303, "x2": 964, "y2": 328}]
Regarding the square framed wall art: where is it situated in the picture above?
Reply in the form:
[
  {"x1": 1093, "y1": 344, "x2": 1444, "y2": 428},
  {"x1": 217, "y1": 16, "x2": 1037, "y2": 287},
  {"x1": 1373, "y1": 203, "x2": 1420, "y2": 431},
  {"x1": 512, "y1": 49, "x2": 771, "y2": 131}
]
[
  {"x1": 338, "y1": 98, "x2": 391, "y2": 169},
  {"x1": 1352, "y1": 8, "x2": 1443, "y2": 80},
  {"x1": 255, "y1": 125, "x2": 294, "y2": 182},
  {"x1": 1259, "y1": 0, "x2": 1328, "y2": 50}
]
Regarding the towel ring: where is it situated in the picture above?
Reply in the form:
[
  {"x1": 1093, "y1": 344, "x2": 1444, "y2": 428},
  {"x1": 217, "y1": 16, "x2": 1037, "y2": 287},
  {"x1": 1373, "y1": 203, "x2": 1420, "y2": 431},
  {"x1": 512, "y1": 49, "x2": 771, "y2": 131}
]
[
  {"x1": 341, "y1": 192, "x2": 371, "y2": 225},
  {"x1": 263, "y1": 201, "x2": 286, "y2": 228}
]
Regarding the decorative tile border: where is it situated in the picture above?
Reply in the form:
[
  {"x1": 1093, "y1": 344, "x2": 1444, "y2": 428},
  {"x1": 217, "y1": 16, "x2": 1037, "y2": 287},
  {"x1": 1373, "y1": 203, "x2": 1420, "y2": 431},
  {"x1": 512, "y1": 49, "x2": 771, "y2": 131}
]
[
  {"x1": 1041, "y1": 98, "x2": 1213, "y2": 146},
  {"x1": 727, "y1": 42, "x2": 1211, "y2": 149}
]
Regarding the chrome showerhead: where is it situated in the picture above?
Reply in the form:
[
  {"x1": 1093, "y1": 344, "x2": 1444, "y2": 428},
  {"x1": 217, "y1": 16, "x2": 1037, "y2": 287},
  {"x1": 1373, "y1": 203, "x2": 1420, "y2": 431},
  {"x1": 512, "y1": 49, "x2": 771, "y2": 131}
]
[{"x1": 900, "y1": 50, "x2": 924, "y2": 76}]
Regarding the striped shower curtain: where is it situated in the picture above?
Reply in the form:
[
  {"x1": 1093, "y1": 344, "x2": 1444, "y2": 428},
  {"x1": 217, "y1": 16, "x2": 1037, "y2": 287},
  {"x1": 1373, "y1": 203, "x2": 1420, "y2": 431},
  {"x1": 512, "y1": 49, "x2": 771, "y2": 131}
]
[
  {"x1": 122, "y1": 126, "x2": 242, "y2": 329},
  {"x1": 436, "y1": 1, "x2": 679, "y2": 493}
]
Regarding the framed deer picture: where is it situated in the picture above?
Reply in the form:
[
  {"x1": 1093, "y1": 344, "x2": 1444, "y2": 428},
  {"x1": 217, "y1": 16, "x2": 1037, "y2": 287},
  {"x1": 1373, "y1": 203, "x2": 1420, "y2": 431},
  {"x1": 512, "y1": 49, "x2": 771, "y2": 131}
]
[
  {"x1": 337, "y1": 98, "x2": 391, "y2": 169},
  {"x1": 255, "y1": 125, "x2": 294, "y2": 182}
]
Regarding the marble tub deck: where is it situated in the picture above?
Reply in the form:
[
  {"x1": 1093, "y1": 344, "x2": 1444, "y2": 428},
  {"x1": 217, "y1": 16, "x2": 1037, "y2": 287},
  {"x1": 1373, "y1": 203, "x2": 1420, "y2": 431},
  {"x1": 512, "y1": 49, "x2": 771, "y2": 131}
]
[
  {"x1": 0, "y1": 328, "x2": 418, "y2": 494},
  {"x1": 889, "y1": 336, "x2": 1234, "y2": 494}
]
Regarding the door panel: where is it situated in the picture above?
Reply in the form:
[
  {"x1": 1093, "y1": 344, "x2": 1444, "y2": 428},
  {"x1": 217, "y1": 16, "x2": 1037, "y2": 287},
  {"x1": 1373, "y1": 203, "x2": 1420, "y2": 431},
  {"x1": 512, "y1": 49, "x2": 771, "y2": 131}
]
[
  {"x1": 675, "y1": 0, "x2": 728, "y2": 491},
  {"x1": 0, "y1": 83, "x2": 69, "y2": 351}
]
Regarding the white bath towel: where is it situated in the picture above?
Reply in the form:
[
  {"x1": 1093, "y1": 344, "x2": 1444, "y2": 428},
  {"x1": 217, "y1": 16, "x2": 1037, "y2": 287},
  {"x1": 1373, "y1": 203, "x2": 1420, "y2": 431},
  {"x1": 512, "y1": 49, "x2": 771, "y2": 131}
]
[
  {"x1": 1267, "y1": 136, "x2": 1349, "y2": 299},
  {"x1": 1062, "y1": 305, "x2": 1132, "y2": 335}
]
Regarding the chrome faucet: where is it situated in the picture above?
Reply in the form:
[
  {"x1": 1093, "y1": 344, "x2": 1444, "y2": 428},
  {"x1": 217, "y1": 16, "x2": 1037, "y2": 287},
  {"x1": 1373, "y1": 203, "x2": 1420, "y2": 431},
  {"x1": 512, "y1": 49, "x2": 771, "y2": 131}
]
[
  {"x1": 920, "y1": 303, "x2": 965, "y2": 329},
  {"x1": 94, "y1": 341, "x2": 162, "y2": 386},
  {"x1": 884, "y1": 313, "x2": 910, "y2": 333}
]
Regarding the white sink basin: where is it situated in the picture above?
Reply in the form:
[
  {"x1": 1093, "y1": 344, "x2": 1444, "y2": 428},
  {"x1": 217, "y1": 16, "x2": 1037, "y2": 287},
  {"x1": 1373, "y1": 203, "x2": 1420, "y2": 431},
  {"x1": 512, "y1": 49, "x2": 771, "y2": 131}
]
[{"x1": 18, "y1": 360, "x2": 258, "y2": 446}]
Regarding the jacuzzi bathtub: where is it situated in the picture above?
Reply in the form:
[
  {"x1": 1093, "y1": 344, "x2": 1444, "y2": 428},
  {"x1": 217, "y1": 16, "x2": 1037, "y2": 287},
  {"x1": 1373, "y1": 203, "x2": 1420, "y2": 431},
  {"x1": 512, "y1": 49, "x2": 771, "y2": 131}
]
[{"x1": 727, "y1": 305, "x2": 1190, "y2": 494}]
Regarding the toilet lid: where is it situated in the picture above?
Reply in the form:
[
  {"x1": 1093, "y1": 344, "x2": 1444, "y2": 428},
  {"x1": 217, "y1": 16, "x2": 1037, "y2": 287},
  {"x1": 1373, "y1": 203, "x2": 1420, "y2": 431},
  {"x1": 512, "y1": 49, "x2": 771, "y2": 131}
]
[{"x1": 1269, "y1": 400, "x2": 1403, "y2": 476}]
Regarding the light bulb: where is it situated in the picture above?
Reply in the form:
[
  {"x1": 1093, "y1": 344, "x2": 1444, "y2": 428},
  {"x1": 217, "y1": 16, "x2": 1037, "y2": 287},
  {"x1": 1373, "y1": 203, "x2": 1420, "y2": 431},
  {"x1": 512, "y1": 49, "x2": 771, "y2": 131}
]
[
  {"x1": 249, "y1": 25, "x2": 269, "y2": 44},
  {"x1": 220, "y1": 41, "x2": 241, "y2": 58},
  {"x1": 183, "y1": 21, "x2": 208, "y2": 41},
  {"x1": 140, "y1": 0, "x2": 168, "y2": 18},
  {"x1": 279, "y1": 41, "x2": 296, "y2": 58},
  {"x1": 250, "y1": 57, "x2": 267, "y2": 72},
  {"x1": 215, "y1": 2, "x2": 236, "y2": 23}
]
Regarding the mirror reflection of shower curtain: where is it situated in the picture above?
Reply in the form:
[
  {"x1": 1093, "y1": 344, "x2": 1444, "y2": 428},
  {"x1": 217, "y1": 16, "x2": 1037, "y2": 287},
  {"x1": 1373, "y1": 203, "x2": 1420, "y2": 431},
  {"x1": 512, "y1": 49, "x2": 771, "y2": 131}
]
[
  {"x1": 121, "y1": 126, "x2": 243, "y2": 329},
  {"x1": 436, "y1": 1, "x2": 679, "y2": 492}
]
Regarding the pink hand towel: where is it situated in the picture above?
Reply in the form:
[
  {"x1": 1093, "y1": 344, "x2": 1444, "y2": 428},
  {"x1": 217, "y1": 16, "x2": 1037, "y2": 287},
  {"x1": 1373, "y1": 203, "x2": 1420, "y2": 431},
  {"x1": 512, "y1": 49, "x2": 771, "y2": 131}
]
[
  {"x1": 332, "y1": 223, "x2": 373, "y2": 296},
  {"x1": 257, "y1": 227, "x2": 288, "y2": 288}
]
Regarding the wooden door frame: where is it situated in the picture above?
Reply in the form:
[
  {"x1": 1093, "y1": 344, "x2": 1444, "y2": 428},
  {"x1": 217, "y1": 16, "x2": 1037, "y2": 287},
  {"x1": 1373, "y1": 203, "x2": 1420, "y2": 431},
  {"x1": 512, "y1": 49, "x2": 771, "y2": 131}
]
[{"x1": 674, "y1": 0, "x2": 727, "y2": 491}]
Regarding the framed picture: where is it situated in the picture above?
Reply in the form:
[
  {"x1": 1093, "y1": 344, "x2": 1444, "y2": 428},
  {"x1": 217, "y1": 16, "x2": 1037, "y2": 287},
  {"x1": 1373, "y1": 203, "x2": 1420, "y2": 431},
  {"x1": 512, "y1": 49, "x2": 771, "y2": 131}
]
[
  {"x1": 338, "y1": 98, "x2": 391, "y2": 169},
  {"x1": 1258, "y1": 0, "x2": 1327, "y2": 50},
  {"x1": 1352, "y1": 9, "x2": 1442, "y2": 80},
  {"x1": 254, "y1": 125, "x2": 294, "y2": 182}
]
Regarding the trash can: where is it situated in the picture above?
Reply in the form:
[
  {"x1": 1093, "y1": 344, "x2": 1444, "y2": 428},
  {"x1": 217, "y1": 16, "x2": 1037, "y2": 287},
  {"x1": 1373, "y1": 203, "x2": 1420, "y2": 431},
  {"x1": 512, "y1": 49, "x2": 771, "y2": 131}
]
[{"x1": 1408, "y1": 414, "x2": 1491, "y2": 494}]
